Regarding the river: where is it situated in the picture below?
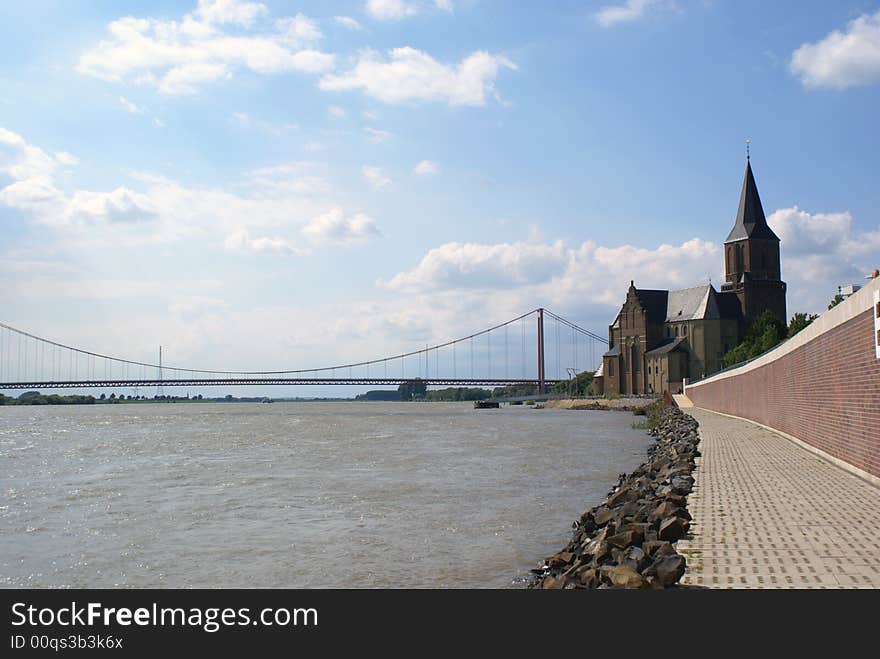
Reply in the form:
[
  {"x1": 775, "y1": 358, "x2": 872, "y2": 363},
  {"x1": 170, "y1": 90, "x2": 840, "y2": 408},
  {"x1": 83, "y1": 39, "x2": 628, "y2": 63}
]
[{"x1": 0, "y1": 402, "x2": 652, "y2": 588}]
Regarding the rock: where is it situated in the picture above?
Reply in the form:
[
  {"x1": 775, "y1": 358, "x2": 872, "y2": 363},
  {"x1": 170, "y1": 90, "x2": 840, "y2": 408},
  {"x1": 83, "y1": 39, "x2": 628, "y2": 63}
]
[
  {"x1": 622, "y1": 546, "x2": 647, "y2": 571},
  {"x1": 671, "y1": 475, "x2": 694, "y2": 495},
  {"x1": 576, "y1": 568, "x2": 599, "y2": 588},
  {"x1": 643, "y1": 540, "x2": 675, "y2": 558},
  {"x1": 609, "y1": 565, "x2": 647, "y2": 589},
  {"x1": 541, "y1": 575, "x2": 565, "y2": 589},
  {"x1": 594, "y1": 507, "x2": 615, "y2": 526},
  {"x1": 658, "y1": 516, "x2": 690, "y2": 541},
  {"x1": 608, "y1": 528, "x2": 643, "y2": 549},
  {"x1": 607, "y1": 485, "x2": 637, "y2": 508},
  {"x1": 649, "y1": 501, "x2": 690, "y2": 522},
  {"x1": 646, "y1": 554, "x2": 686, "y2": 587}
]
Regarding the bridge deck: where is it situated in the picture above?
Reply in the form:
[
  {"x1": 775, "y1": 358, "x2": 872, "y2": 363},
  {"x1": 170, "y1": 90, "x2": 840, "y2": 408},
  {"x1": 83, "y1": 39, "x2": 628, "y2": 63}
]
[
  {"x1": 0, "y1": 378, "x2": 562, "y2": 390},
  {"x1": 678, "y1": 408, "x2": 880, "y2": 589}
]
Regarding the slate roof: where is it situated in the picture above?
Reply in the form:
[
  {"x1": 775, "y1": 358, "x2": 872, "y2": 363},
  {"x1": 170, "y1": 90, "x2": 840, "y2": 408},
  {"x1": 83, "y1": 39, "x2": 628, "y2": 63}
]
[
  {"x1": 603, "y1": 345, "x2": 621, "y2": 357},
  {"x1": 725, "y1": 159, "x2": 780, "y2": 243},
  {"x1": 666, "y1": 285, "x2": 718, "y2": 322},
  {"x1": 633, "y1": 289, "x2": 669, "y2": 324},
  {"x1": 633, "y1": 284, "x2": 742, "y2": 324},
  {"x1": 645, "y1": 337, "x2": 688, "y2": 356}
]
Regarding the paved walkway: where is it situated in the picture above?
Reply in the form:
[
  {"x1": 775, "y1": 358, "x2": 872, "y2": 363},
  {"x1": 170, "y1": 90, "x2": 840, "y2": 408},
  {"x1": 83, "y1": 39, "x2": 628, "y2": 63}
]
[{"x1": 677, "y1": 409, "x2": 880, "y2": 589}]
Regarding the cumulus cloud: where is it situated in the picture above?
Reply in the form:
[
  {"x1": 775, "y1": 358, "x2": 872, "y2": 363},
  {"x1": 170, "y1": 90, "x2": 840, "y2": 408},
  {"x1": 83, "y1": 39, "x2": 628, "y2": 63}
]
[
  {"x1": 362, "y1": 165, "x2": 392, "y2": 189},
  {"x1": 77, "y1": 2, "x2": 334, "y2": 94},
  {"x1": 224, "y1": 228, "x2": 305, "y2": 255},
  {"x1": 0, "y1": 127, "x2": 378, "y2": 252},
  {"x1": 366, "y1": 0, "x2": 419, "y2": 21},
  {"x1": 596, "y1": 0, "x2": 661, "y2": 27},
  {"x1": 328, "y1": 105, "x2": 346, "y2": 117},
  {"x1": 413, "y1": 160, "x2": 439, "y2": 175},
  {"x1": 364, "y1": 127, "x2": 392, "y2": 143},
  {"x1": 435, "y1": 0, "x2": 454, "y2": 12},
  {"x1": 334, "y1": 16, "x2": 363, "y2": 31},
  {"x1": 768, "y1": 206, "x2": 880, "y2": 310},
  {"x1": 194, "y1": 0, "x2": 267, "y2": 27},
  {"x1": 302, "y1": 208, "x2": 380, "y2": 245},
  {"x1": 229, "y1": 111, "x2": 298, "y2": 135},
  {"x1": 319, "y1": 47, "x2": 516, "y2": 106},
  {"x1": 790, "y1": 10, "x2": 880, "y2": 89},
  {"x1": 243, "y1": 161, "x2": 332, "y2": 196}
]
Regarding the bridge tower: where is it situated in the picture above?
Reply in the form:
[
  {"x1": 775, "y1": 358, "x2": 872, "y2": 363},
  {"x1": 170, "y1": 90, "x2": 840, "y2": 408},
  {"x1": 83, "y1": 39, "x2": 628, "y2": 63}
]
[{"x1": 537, "y1": 308, "x2": 545, "y2": 394}]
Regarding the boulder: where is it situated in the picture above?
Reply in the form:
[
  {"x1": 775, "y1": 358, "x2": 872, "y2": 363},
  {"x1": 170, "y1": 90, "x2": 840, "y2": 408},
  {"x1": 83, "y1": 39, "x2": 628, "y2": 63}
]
[
  {"x1": 646, "y1": 554, "x2": 686, "y2": 588},
  {"x1": 658, "y1": 516, "x2": 690, "y2": 541},
  {"x1": 608, "y1": 565, "x2": 647, "y2": 589}
]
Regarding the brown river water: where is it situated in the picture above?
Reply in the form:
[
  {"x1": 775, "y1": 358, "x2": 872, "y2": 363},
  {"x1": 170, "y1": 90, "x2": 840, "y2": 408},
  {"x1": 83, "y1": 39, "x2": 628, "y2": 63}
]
[{"x1": 0, "y1": 402, "x2": 652, "y2": 588}]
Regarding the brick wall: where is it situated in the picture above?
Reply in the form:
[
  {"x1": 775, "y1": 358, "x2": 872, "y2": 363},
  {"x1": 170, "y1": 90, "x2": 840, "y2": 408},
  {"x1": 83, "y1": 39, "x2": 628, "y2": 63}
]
[{"x1": 685, "y1": 278, "x2": 880, "y2": 478}]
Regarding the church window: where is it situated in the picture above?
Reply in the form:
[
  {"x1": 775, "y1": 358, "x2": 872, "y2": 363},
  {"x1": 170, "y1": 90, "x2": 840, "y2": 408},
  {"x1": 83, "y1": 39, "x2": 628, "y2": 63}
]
[
  {"x1": 609, "y1": 361, "x2": 614, "y2": 377},
  {"x1": 683, "y1": 325, "x2": 688, "y2": 336}
]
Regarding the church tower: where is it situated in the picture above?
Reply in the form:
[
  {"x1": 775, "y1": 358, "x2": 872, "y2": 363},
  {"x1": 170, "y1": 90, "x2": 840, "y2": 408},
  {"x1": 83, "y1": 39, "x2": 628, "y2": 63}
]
[{"x1": 720, "y1": 155, "x2": 787, "y2": 329}]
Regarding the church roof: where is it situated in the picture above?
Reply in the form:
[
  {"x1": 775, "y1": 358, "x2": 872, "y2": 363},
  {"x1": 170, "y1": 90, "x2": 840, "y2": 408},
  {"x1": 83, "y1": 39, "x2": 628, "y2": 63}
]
[
  {"x1": 633, "y1": 289, "x2": 669, "y2": 324},
  {"x1": 666, "y1": 285, "x2": 719, "y2": 322},
  {"x1": 628, "y1": 283, "x2": 742, "y2": 324},
  {"x1": 725, "y1": 159, "x2": 779, "y2": 243},
  {"x1": 645, "y1": 337, "x2": 688, "y2": 356}
]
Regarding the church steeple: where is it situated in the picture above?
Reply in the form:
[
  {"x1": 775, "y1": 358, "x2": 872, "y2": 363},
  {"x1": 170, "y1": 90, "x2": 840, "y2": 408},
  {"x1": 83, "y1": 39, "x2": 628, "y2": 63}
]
[
  {"x1": 725, "y1": 158, "x2": 779, "y2": 243},
  {"x1": 720, "y1": 152, "x2": 787, "y2": 329}
]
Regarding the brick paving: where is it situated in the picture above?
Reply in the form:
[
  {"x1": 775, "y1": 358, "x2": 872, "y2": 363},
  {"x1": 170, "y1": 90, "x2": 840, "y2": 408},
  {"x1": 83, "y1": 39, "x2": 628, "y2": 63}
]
[{"x1": 677, "y1": 408, "x2": 880, "y2": 589}]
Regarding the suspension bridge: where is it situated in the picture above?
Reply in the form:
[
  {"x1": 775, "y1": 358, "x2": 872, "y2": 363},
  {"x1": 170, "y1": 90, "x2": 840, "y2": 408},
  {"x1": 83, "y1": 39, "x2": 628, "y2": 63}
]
[{"x1": 0, "y1": 309, "x2": 607, "y2": 395}]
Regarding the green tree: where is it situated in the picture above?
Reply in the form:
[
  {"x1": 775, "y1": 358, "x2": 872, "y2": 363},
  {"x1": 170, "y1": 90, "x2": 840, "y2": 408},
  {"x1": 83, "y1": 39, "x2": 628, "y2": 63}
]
[
  {"x1": 723, "y1": 310, "x2": 787, "y2": 367},
  {"x1": 787, "y1": 312, "x2": 818, "y2": 338},
  {"x1": 828, "y1": 293, "x2": 845, "y2": 310}
]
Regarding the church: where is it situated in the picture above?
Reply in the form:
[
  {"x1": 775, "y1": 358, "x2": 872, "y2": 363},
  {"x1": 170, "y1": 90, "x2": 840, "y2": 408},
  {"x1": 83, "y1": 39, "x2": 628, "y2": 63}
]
[{"x1": 595, "y1": 157, "x2": 787, "y2": 396}]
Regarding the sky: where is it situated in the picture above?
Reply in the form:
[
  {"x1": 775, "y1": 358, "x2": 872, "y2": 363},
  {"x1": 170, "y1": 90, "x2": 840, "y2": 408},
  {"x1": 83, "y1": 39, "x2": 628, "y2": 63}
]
[{"x1": 1, "y1": 0, "x2": 879, "y2": 395}]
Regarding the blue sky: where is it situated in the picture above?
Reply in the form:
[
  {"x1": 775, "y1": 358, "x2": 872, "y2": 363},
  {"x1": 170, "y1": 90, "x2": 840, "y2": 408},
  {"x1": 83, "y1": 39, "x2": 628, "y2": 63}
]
[{"x1": 1, "y1": 0, "x2": 879, "y2": 393}]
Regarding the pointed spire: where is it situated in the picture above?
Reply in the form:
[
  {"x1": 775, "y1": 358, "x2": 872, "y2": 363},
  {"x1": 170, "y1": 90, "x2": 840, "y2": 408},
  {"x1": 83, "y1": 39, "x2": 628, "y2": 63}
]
[{"x1": 725, "y1": 155, "x2": 779, "y2": 243}]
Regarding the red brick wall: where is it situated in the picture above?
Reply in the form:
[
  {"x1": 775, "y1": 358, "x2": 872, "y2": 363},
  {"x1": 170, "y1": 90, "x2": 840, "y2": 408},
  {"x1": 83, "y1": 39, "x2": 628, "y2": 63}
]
[{"x1": 686, "y1": 307, "x2": 880, "y2": 478}]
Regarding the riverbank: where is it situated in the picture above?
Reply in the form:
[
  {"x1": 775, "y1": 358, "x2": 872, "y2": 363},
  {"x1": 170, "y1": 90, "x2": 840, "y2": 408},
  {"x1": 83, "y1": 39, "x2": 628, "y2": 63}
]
[
  {"x1": 542, "y1": 396, "x2": 659, "y2": 411},
  {"x1": 531, "y1": 405, "x2": 700, "y2": 589}
]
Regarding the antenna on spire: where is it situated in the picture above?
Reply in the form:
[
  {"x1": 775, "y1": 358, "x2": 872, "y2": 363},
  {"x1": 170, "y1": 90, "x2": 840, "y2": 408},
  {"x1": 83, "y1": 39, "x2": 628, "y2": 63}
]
[{"x1": 746, "y1": 138, "x2": 751, "y2": 161}]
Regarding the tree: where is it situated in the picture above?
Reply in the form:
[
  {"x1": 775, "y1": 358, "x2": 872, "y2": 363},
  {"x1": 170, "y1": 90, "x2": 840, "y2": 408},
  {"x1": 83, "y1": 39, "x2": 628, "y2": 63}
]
[
  {"x1": 787, "y1": 312, "x2": 818, "y2": 338},
  {"x1": 828, "y1": 293, "x2": 845, "y2": 310},
  {"x1": 398, "y1": 379, "x2": 428, "y2": 401},
  {"x1": 723, "y1": 310, "x2": 787, "y2": 367},
  {"x1": 99, "y1": 393, "x2": 106, "y2": 400}
]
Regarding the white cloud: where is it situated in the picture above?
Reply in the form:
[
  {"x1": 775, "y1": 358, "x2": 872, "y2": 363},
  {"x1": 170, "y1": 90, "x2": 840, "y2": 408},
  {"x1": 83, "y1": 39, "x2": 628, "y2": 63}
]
[
  {"x1": 435, "y1": 0, "x2": 454, "y2": 12},
  {"x1": 154, "y1": 117, "x2": 166, "y2": 128},
  {"x1": 790, "y1": 10, "x2": 880, "y2": 89},
  {"x1": 66, "y1": 187, "x2": 158, "y2": 224},
  {"x1": 54, "y1": 152, "x2": 80, "y2": 166},
  {"x1": 243, "y1": 161, "x2": 331, "y2": 196},
  {"x1": 302, "y1": 208, "x2": 380, "y2": 245},
  {"x1": 224, "y1": 228, "x2": 305, "y2": 255},
  {"x1": 194, "y1": 0, "x2": 267, "y2": 27},
  {"x1": 362, "y1": 165, "x2": 392, "y2": 189},
  {"x1": 768, "y1": 206, "x2": 880, "y2": 311},
  {"x1": 0, "y1": 127, "x2": 355, "y2": 248},
  {"x1": 334, "y1": 16, "x2": 363, "y2": 31},
  {"x1": 366, "y1": 0, "x2": 418, "y2": 21},
  {"x1": 119, "y1": 96, "x2": 144, "y2": 114},
  {"x1": 275, "y1": 13, "x2": 322, "y2": 45},
  {"x1": 320, "y1": 47, "x2": 516, "y2": 106},
  {"x1": 364, "y1": 126, "x2": 392, "y2": 143},
  {"x1": 77, "y1": 3, "x2": 334, "y2": 95},
  {"x1": 328, "y1": 105, "x2": 346, "y2": 117},
  {"x1": 595, "y1": 0, "x2": 661, "y2": 28},
  {"x1": 413, "y1": 159, "x2": 439, "y2": 175},
  {"x1": 229, "y1": 111, "x2": 297, "y2": 135}
]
